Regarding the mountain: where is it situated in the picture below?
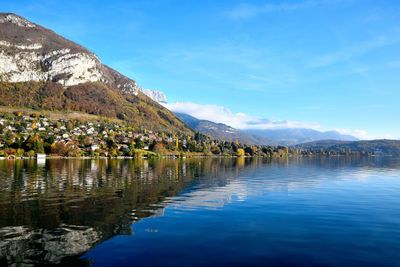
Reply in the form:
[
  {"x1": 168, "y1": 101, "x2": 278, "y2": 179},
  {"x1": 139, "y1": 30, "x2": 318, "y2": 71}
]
[
  {"x1": 175, "y1": 112, "x2": 358, "y2": 145},
  {"x1": 295, "y1": 139, "x2": 400, "y2": 156},
  {"x1": 142, "y1": 89, "x2": 167, "y2": 103},
  {"x1": 244, "y1": 128, "x2": 358, "y2": 145},
  {"x1": 175, "y1": 112, "x2": 271, "y2": 144},
  {"x1": 0, "y1": 13, "x2": 190, "y2": 133}
]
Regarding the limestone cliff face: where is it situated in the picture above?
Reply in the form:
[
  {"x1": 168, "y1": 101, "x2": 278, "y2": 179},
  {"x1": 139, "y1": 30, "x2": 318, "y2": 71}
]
[
  {"x1": 0, "y1": 46, "x2": 104, "y2": 86},
  {"x1": 0, "y1": 13, "x2": 169, "y2": 100},
  {"x1": 0, "y1": 13, "x2": 139, "y2": 93},
  {"x1": 142, "y1": 89, "x2": 167, "y2": 103}
]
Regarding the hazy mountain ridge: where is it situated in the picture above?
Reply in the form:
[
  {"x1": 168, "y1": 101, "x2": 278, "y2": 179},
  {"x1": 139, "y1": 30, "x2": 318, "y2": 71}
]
[
  {"x1": 175, "y1": 112, "x2": 271, "y2": 144},
  {"x1": 0, "y1": 13, "x2": 190, "y2": 133},
  {"x1": 176, "y1": 112, "x2": 358, "y2": 145},
  {"x1": 245, "y1": 128, "x2": 358, "y2": 145}
]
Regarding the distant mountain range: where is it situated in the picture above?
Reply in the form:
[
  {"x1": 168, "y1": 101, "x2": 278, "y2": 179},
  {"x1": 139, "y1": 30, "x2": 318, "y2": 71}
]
[
  {"x1": 175, "y1": 113, "x2": 271, "y2": 144},
  {"x1": 175, "y1": 112, "x2": 358, "y2": 145},
  {"x1": 244, "y1": 128, "x2": 358, "y2": 145},
  {"x1": 0, "y1": 13, "x2": 190, "y2": 133}
]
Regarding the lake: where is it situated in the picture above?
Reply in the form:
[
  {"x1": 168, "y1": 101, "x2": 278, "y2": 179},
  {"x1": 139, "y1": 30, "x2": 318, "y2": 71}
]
[{"x1": 1, "y1": 157, "x2": 400, "y2": 266}]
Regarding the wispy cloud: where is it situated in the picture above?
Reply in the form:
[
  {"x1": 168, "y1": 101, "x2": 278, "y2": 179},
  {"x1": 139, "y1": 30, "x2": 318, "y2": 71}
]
[
  {"x1": 309, "y1": 32, "x2": 400, "y2": 68},
  {"x1": 164, "y1": 101, "x2": 320, "y2": 130},
  {"x1": 224, "y1": 0, "x2": 340, "y2": 19},
  {"x1": 153, "y1": 41, "x2": 301, "y2": 92}
]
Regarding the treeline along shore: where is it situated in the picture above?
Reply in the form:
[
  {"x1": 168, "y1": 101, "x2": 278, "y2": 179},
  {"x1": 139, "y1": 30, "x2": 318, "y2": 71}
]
[
  {"x1": 0, "y1": 110, "x2": 290, "y2": 159},
  {"x1": 1, "y1": 110, "x2": 399, "y2": 160}
]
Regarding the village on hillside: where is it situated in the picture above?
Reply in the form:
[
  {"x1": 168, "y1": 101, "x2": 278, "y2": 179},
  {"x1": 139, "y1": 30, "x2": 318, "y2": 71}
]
[{"x1": 0, "y1": 111, "x2": 290, "y2": 159}]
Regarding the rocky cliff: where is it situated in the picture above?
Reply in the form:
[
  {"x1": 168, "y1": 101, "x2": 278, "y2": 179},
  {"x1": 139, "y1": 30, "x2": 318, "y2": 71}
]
[
  {"x1": 0, "y1": 13, "x2": 140, "y2": 92},
  {"x1": 142, "y1": 89, "x2": 167, "y2": 103}
]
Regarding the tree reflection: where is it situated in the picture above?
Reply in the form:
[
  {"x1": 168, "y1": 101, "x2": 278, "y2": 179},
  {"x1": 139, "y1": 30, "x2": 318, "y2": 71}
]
[
  {"x1": 0, "y1": 156, "x2": 398, "y2": 265},
  {"x1": 0, "y1": 158, "x2": 257, "y2": 265}
]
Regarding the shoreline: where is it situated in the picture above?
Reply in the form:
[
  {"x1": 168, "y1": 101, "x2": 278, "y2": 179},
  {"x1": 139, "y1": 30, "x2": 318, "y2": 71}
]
[{"x1": 0, "y1": 154, "x2": 392, "y2": 161}]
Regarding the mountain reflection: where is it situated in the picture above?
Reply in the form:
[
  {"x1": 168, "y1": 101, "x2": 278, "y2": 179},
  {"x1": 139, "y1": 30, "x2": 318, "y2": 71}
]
[{"x1": 0, "y1": 157, "x2": 399, "y2": 266}]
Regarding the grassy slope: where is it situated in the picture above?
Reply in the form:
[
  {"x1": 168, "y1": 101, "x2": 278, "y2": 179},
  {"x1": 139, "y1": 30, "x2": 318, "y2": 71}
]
[{"x1": 0, "y1": 81, "x2": 191, "y2": 134}]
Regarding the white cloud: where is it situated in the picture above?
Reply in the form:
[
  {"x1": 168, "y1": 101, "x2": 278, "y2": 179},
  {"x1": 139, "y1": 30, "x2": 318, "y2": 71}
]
[
  {"x1": 335, "y1": 129, "x2": 372, "y2": 140},
  {"x1": 336, "y1": 129, "x2": 400, "y2": 140},
  {"x1": 164, "y1": 101, "x2": 320, "y2": 130},
  {"x1": 164, "y1": 101, "x2": 389, "y2": 140}
]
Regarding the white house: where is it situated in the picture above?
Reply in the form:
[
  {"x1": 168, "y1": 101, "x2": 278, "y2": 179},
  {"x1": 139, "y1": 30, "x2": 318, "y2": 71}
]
[{"x1": 36, "y1": 154, "x2": 46, "y2": 159}]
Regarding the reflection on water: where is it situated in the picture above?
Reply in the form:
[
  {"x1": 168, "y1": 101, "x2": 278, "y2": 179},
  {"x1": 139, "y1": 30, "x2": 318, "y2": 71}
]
[
  {"x1": 0, "y1": 157, "x2": 400, "y2": 266},
  {"x1": 0, "y1": 158, "x2": 256, "y2": 265}
]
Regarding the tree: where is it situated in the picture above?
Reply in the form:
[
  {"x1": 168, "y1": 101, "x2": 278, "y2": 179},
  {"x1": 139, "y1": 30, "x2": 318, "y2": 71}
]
[
  {"x1": 106, "y1": 138, "x2": 116, "y2": 149},
  {"x1": 51, "y1": 142, "x2": 67, "y2": 156},
  {"x1": 16, "y1": 148, "x2": 24, "y2": 157},
  {"x1": 152, "y1": 142, "x2": 167, "y2": 154},
  {"x1": 4, "y1": 131, "x2": 15, "y2": 147},
  {"x1": 25, "y1": 135, "x2": 44, "y2": 153},
  {"x1": 236, "y1": 148, "x2": 245, "y2": 157},
  {"x1": 129, "y1": 141, "x2": 136, "y2": 152},
  {"x1": 135, "y1": 138, "x2": 144, "y2": 149},
  {"x1": 244, "y1": 146, "x2": 254, "y2": 156},
  {"x1": 231, "y1": 142, "x2": 238, "y2": 152},
  {"x1": 175, "y1": 135, "x2": 179, "y2": 151},
  {"x1": 83, "y1": 136, "x2": 92, "y2": 147},
  {"x1": 109, "y1": 148, "x2": 119, "y2": 157},
  {"x1": 66, "y1": 142, "x2": 81, "y2": 157},
  {"x1": 262, "y1": 146, "x2": 272, "y2": 156},
  {"x1": 26, "y1": 150, "x2": 35, "y2": 158},
  {"x1": 210, "y1": 145, "x2": 221, "y2": 155},
  {"x1": 187, "y1": 140, "x2": 197, "y2": 152}
]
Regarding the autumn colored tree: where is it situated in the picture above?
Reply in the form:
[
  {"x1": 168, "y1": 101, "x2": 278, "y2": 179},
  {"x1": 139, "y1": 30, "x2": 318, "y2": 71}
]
[
  {"x1": 152, "y1": 142, "x2": 167, "y2": 154},
  {"x1": 236, "y1": 148, "x2": 245, "y2": 157},
  {"x1": 51, "y1": 142, "x2": 67, "y2": 156},
  {"x1": 25, "y1": 135, "x2": 45, "y2": 153}
]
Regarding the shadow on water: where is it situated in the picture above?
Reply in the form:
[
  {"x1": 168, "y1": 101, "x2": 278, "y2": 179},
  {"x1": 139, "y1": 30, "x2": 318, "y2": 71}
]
[{"x1": 0, "y1": 156, "x2": 399, "y2": 266}]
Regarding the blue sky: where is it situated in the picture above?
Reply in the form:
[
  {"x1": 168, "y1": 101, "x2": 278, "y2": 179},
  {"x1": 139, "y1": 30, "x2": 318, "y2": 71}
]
[{"x1": 2, "y1": 0, "x2": 400, "y2": 139}]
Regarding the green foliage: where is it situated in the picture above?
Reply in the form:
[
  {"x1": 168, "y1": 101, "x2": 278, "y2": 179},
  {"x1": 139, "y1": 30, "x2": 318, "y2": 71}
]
[
  {"x1": 15, "y1": 148, "x2": 24, "y2": 157},
  {"x1": 133, "y1": 149, "x2": 143, "y2": 158},
  {"x1": 26, "y1": 150, "x2": 35, "y2": 157},
  {"x1": 244, "y1": 146, "x2": 255, "y2": 156},
  {"x1": 210, "y1": 145, "x2": 221, "y2": 155},
  {"x1": 24, "y1": 134, "x2": 44, "y2": 153},
  {"x1": 134, "y1": 138, "x2": 144, "y2": 149}
]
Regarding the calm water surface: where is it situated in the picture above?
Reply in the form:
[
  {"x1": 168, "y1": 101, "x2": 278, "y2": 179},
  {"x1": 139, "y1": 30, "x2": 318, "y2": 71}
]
[{"x1": 0, "y1": 157, "x2": 400, "y2": 266}]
